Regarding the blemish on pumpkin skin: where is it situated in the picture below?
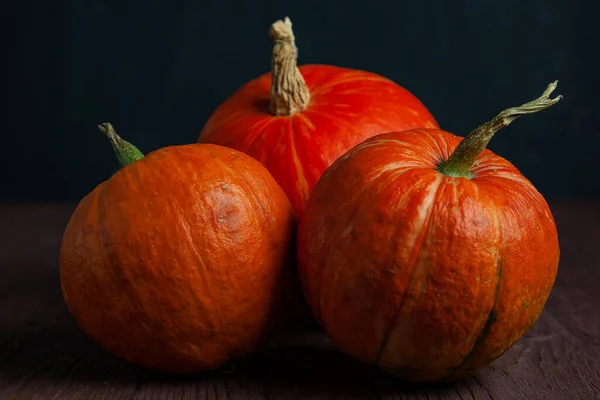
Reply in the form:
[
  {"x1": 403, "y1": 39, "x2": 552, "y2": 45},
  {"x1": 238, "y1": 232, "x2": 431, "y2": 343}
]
[{"x1": 341, "y1": 224, "x2": 354, "y2": 237}]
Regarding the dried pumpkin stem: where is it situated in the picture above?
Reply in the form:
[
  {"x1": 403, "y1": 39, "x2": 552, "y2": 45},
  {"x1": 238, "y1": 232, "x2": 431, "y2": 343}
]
[
  {"x1": 438, "y1": 81, "x2": 562, "y2": 178},
  {"x1": 269, "y1": 17, "x2": 310, "y2": 116},
  {"x1": 98, "y1": 122, "x2": 144, "y2": 167}
]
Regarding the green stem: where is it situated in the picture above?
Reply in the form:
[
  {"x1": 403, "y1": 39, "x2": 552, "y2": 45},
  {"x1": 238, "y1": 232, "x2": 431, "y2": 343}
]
[
  {"x1": 438, "y1": 81, "x2": 562, "y2": 178},
  {"x1": 98, "y1": 123, "x2": 144, "y2": 167}
]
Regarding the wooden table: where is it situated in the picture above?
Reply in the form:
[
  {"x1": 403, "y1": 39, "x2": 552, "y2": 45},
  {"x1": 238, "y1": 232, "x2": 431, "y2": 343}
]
[{"x1": 1, "y1": 202, "x2": 598, "y2": 399}]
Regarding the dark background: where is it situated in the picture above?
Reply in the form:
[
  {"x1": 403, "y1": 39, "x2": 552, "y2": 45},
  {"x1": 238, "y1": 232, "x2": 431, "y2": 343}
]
[{"x1": 3, "y1": 0, "x2": 598, "y2": 202}]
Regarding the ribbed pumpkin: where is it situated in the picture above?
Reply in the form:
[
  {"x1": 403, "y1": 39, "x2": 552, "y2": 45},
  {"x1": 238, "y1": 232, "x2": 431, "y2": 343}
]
[
  {"x1": 297, "y1": 83, "x2": 562, "y2": 381},
  {"x1": 198, "y1": 17, "x2": 438, "y2": 218},
  {"x1": 60, "y1": 124, "x2": 294, "y2": 374}
]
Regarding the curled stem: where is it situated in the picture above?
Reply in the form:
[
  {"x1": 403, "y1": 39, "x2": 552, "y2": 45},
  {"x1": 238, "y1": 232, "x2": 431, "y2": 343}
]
[
  {"x1": 98, "y1": 122, "x2": 144, "y2": 167},
  {"x1": 438, "y1": 81, "x2": 562, "y2": 178}
]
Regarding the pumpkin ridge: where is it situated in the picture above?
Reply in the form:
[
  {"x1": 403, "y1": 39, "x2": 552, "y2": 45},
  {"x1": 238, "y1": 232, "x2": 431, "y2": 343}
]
[
  {"x1": 450, "y1": 258, "x2": 504, "y2": 379},
  {"x1": 286, "y1": 118, "x2": 310, "y2": 210},
  {"x1": 94, "y1": 178, "x2": 153, "y2": 354},
  {"x1": 443, "y1": 203, "x2": 505, "y2": 380},
  {"x1": 311, "y1": 173, "x2": 371, "y2": 325},
  {"x1": 418, "y1": 129, "x2": 451, "y2": 166},
  {"x1": 165, "y1": 166, "x2": 221, "y2": 353},
  {"x1": 239, "y1": 117, "x2": 278, "y2": 151},
  {"x1": 482, "y1": 171, "x2": 533, "y2": 186},
  {"x1": 309, "y1": 74, "x2": 392, "y2": 97},
  {"x1": 312, "y1": 160, "x2": 417, "y2": 329},
  {"x1": 374, "y1": 174, "x2": 444, "y2": 368},
  {"x1": 132, "y1": 160, "x2": 207, "y2": 356},
  {"x1": 111, "y1": 154, "x2": 218, "y2": 362},
  {"x1": 305, "y1": 108, "x2": 358, "y2": 133},
  {"x1": 294, "y1": 113, "x2": 316, "y2": 133}
]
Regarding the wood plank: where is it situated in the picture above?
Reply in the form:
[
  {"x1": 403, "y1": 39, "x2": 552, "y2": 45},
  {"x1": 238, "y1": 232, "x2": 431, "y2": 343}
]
[{"x1": 0, "y1": 202, "x2": 598, "y2": 399}]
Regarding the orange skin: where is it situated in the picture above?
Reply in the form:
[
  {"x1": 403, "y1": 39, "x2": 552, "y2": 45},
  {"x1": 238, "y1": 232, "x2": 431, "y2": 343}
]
[
  {"x1": 60, "y1": 144, "x2": 294, "y2": 374},
  {"x1": 198, "y1": 65, "x2": 439, "y2": 218},
  {"x1": 297, "y1": 129, "x2": 560, "y2": 381}
]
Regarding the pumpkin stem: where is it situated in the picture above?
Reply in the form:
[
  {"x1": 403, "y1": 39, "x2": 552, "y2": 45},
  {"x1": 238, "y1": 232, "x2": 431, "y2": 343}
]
[
  {"x1": 98, "y1": 122, "x2": 144, "y2": 167},
  {"x1": 269, "y1": 17, "x2": 311, "y2": 116},
  {"x1": 438, "y1": 81, "x2": 562, "y2": 178}
]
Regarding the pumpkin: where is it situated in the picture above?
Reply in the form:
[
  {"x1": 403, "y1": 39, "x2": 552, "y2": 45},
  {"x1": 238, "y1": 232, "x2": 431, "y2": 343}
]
[
  {"x1": 297, "y1": 82, "x2": 562, "y2": 382},
  {"x1": 198, "y1": 17, "x2": 439, "y2": 218},
  {"x1": 60, "y1": 123, "x2": 294, "y2": 374}
]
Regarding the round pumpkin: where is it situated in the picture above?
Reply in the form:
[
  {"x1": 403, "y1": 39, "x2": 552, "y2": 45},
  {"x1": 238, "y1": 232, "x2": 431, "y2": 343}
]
[
  {"x1": 60, "y1": 124, "x2": 295, "y2": 374},
  {"x1": 297, "y1": 82, "x2": 562, "y2": 381},
  {"x1": 198, "y1": 17, "x2": 439, "y2": 218}
]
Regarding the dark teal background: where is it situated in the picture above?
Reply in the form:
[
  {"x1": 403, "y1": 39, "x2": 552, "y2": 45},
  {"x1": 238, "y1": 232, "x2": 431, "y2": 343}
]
[{"x1": 3, "y1": 1, "x2": 598, "y2": 201}]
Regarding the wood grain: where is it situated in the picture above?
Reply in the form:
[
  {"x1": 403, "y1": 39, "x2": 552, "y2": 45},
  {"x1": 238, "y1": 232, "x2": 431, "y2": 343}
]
[{"x1": 0, "y1": 202, "x2": 598, "y2": 399}]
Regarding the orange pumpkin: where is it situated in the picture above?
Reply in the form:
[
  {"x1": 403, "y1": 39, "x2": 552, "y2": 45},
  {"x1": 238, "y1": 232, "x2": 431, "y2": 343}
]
[
  {"x1": 60, "y1": 124, "x2": 294, "y2": 374},
  {"x1": 198, "y1": 17, "x2": 438, "y2": 218},
  {"x1": 297, "y1": 82, "x2": 562, "y2": 381}
]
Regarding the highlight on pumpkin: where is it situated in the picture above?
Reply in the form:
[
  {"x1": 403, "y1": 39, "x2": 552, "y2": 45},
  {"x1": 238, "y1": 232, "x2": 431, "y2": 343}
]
[
  {"x1": 438, "y1": 81, "x2": 562, "y2": 178},
  {"x1": 98, "y1": 122, "x2": 144, "y2": 167}
]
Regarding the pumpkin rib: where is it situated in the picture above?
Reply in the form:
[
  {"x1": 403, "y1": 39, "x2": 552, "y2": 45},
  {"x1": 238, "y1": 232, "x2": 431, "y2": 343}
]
[
  {"x1": 168, "y1": 183, "x2": 223, "y2": 353},
  {"x1": 304, "y1": 108, "x2": 358, "y2": 134},
  {"x1": 162, "y1": 154, "x2": 225, "y2": 345},
  {"x1": 311, "y1": 171, "x2": 376, "y2": 326},
  {"x1": 375, "y1": 174, "x2": 444, "y2": 368},
  {"x1": 239, "y1": 117, "x2": 277, "y2": 151},
  {"x1": 482, "y1": 172, "x2": 533, "y2": 186},
  {"x1": 413, "y1": 129, "x2": 448, "y2": 166},
  {"x1": 135, "y1": 158, "x2": 222, "y2": 361},
  {"x1": 216, "y1": 172, "x2": 267, "y2": 358},
  {"x1": 309, "y1": 158, "x2": 415, "y2": 329},
  {"x1": 94, "y1": 178, "x2": 157, "y2": 358},
  {"x1": 433, "y1": 130, "x2": 452, "y2": 162},
  {"x1": 96, "y1": 178, "x2": 142, "y2": 320},
  {"x1": 219, "y1": 151, "x2": 293, "y2": 356},
  {"x1": 294, "y1": 113, "x2": 316, "y2": 134},
  {"x1": 443, "y1": 214, "x2": 506, "y2": 380},
  {"x1": 308, "y1": 73, "x2": 392, "y2": 97},
  {"x1": 286, "y1": 118, "x2": 310, "y2": 208}
]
